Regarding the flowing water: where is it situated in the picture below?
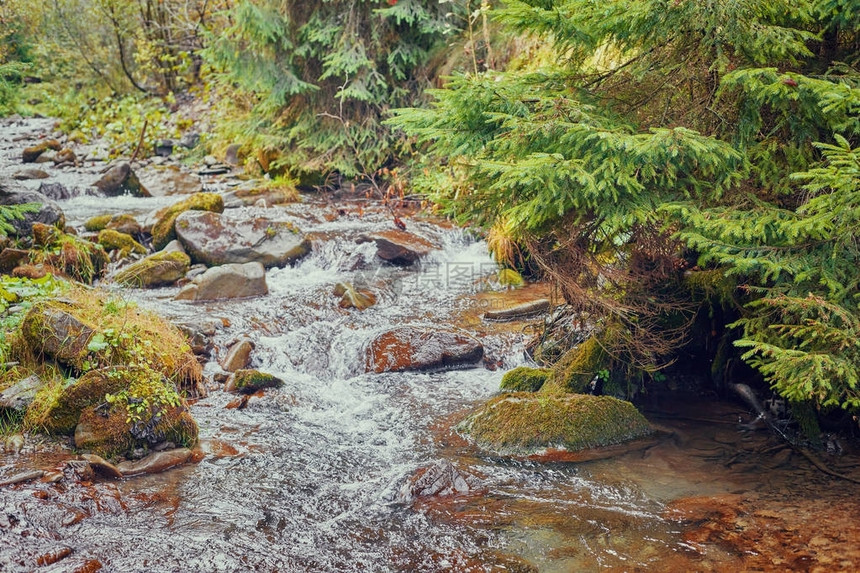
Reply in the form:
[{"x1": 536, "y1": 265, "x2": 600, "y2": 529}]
[{"x1": 3, "y1": 116, "x2": 860, "y2": 572}]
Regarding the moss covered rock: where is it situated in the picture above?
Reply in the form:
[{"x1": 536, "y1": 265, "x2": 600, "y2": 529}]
[
  {"x1": 72, "y1": 367, "x2": 198, "y2": 459},
  {"x1": 113, "y1": 250, "x2": 190, "y2": 288},
  {"x1": 500, "y1": 367, "x2": 551, "y2": 392},
  {"x1": 150, "y1": 192, "x2": 224, "y2": 250},
  {"x1": 20, "y1": 301, "x2": 97, "y2": 368},
  {"x1": 22, "y1": 139, "x2": 61, "y2": 163},
  {"x1": 98, "y1": 229, "x2": 147, "y2": 258},
  {"x1": 459, "y1": 393, "x2": 653, "y2": 455},
  {"x1": 542, "y1": 336, "x2": 608, "y2": 394},
  {"x1": 40, "y1": 368, "x2": 131, "y2": 434},
  {"x1": 29, "y1": 226, "x2": 110, "y2": 284},
  {"x1": 224, "y1": 369, "x2": 284, "y2": 394},
  {"x1": 14, "y1": 287, "x2": 202, "y2": 390},
  {"x1": 84, "y1": 214, "x2": 113, "y2": 232}
]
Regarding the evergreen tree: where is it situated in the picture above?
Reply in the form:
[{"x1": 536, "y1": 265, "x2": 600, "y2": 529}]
[
  {"x1": 390, "y1": 0, "x2": 860, "y2": 411},
  {"x1": 205, "y1": 0, "x2": 464, "y2": 182}
]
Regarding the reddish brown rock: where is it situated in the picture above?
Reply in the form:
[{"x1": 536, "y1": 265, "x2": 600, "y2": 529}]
[
  {"x1": 366, "y1": 230, "x2": 435, "y2": 265},
  {"x1": 365, "y1": 327, "x2": 483, "y2": 373}
]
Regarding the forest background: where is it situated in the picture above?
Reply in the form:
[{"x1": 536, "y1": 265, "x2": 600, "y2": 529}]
[{"x1": 1, "y1": 0, "x2": 859, "y2": 438}]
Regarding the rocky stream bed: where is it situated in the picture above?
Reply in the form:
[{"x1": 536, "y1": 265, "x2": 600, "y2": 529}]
[{"x1": 2, "y1": 116, "x2": 860, "y2": 572}]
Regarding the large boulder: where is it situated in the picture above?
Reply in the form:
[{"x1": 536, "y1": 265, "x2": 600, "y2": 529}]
[
  {"x1": 150, "y1": 192, "x2": 224, "y2": 250},
  {"x1": 365, "y1": 327, "x2": 483, "y2": 373},
  {"x1": 0, "y1": 181, "x2": 64, "y2": 237},
  {"x1": 458, "y1": 393, "x2": 653, "y2": 455},
  {"x1": 16, "y1": 287, "x2": 202, "y2": 390},
  {"x1": 364, "y1": 230, "x2": 435, "y2": 265},
  {"x1": 93, "y1": 163, "x2": 150, "y2": 197},
  {"x1": 175, "y1": 210, "x2": 310, "y2": 268},
  {"x1": 175, "y1": 261, "x2": 268, "y2": 302},
  {"x1": 113, "y1": 250, "x2": 191, "y2": 288}
]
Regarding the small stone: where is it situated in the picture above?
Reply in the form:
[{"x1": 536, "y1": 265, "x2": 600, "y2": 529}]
[
  {"x1": 221, "y1": 338, "x2": 254, "y2": 372},
  {"x1": 93, "y1": 163, "x2": 150, "y2": 197}
]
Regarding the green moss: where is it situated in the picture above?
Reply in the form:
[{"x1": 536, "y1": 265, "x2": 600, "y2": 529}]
[
  {"x1": 38, "y1": 368, "x2": 129, "y2": 434},
  {"x1": 543, "y1": 336, "x2": 608, "y2": 394},
  {"x1": 500, "y1": 366, "x2": 551, "y2": 392},
  {"x1": 113, "y1": 251, "x2": 190, "y2": 288},
  {"x1": 459, "y1": 393, "x2": 653, "y2": 454},
  {"x1": 84, "y1": 214, "x2": 113, "y2": 232},
  {"x1": 151, "y1": 192, "x2": 225, "y2": 250},
  {"x1": 98, "y1": 229, "x2": 147, "y2": 258}
]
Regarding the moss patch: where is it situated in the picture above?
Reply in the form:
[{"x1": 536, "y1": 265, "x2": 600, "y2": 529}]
[
  {"x1": 543, "y1": 336, "x2": 608, "y2": 394},
  {"x1": 151, "y1": 192, "x2": 224, "y2": 250},
  {"x1": 98, "y1": 229, "x2": 147, "y2": 258},
  {"x1": 500, "y1": 367, "x2": 551, "y2": 392},
  {"x1": 459, "y1": 393, "x2": 653, "y2": 455},
  {"x1": 225, "y1": 369, "x2": 284, "y2": 394},
  {"x1": 37, "y1": 367, "x2": 130, "y2": 434}
]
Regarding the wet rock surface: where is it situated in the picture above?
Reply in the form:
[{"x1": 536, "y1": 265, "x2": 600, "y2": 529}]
[
  {"x1": 175, "y1": 261, "x2": 268, "y2": 301},
  {"x1": 365, "y1": 326, "x2": 484, "y2": 373},
  {"x1": 175, "y1": 210, "x2": 310, "y2": 268}
]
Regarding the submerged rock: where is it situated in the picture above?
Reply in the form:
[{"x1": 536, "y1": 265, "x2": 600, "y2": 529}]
[
  {"x1": 364, "y1": 230, "x2": 435, "y2": 265},
  {"x1": 137, "y1": 165, "x2": 203, "y2": 197},
  {"x1": 334, "y1": 282, "x2": 376, "y2": 311},
  {"x1": 224, "y1": 369, "x2": 284, "y2": 394},
  {"x1": 12, "y1": 168, "x2": 49, "y2": 180},
  {"x1": 365, "y1": 327, "x2": 483, "y2": 373},
  {"x1": 459, "y1": 393, "x2": 653, "y2": 455},
  {"x1": 93, "y1": 163, "x2": 150, "y2": 197},
  {"x1": 113, "y1": 250, "x2": 190, "y2": 288},
  {"x1": 175, "y1": 210, "x2": 310, "y2": 268},
  {"x1": 175, "y1": 261, "x2": 268, "y2": 301},
  {"x1": 400, "y1": 460, "x2": 479, "y2": 502},
  {"x1": 150, "y1": 192, "x2": 224, "y2": 250},
  {"x1": 116, "y1": 448, "x2": 193, "y2": 476}
]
